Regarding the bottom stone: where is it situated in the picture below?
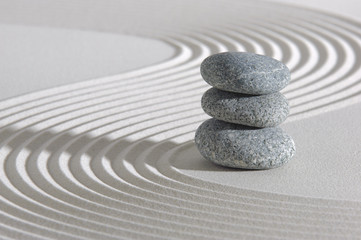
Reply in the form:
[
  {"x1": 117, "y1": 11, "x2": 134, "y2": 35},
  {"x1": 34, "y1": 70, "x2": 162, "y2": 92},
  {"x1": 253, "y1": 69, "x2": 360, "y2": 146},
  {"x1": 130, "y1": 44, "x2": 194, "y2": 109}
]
[{"x1": 195, "y1": 118, "x2": 295, "y2": 169}]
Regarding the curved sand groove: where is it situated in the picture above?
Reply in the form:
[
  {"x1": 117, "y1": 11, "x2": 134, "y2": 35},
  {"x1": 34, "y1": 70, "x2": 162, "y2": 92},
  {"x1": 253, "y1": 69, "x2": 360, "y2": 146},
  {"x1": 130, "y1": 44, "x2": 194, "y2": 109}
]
[
  {"x1": 1, "y1": 0, "x2": 361, "y2": 239},
  {"x1": 4, "y1": 124, "x2": 358, "y2": 240}
]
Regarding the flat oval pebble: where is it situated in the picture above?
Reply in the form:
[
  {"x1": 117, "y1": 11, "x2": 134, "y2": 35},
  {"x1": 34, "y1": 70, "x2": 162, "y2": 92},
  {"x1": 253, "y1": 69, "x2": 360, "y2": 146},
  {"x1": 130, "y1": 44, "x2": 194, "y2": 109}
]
[
  {"x1": 200, "y1": 52, "x2": 291, "y2": 95},
  {"x1": 195, "y1": 118, "x2": 295, "y2": 169},
  {"x1": 201, "y1": 88, "x2": 289, "y2": 128}
]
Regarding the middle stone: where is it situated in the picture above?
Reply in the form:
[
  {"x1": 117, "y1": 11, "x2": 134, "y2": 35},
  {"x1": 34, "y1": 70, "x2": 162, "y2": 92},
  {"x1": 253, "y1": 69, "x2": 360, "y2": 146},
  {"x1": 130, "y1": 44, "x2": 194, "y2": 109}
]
[{"x1": 201, "y1": 87, "x2": 289, "y2": 128}]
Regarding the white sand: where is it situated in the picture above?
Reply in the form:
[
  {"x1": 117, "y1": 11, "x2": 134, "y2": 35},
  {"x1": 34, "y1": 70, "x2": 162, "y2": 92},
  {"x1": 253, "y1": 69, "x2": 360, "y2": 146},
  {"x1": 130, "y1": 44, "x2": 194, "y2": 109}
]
[{"x1": 0, "y1": 0, "x2": 360, "y2": 239}]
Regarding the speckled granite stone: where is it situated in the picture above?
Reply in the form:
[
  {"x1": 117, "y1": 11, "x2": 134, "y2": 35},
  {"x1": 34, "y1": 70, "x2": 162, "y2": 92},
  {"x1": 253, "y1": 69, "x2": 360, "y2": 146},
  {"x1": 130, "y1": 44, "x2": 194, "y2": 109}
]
[
  {"x1": 201, "y1": 88, "x2": 289, "y2": 128},
  {"x1": 200, "y1": 52, "x2": 290, "y2": 95},
  {"x1": 195, "y1": 118, "x2": 295, "y2": 169}
]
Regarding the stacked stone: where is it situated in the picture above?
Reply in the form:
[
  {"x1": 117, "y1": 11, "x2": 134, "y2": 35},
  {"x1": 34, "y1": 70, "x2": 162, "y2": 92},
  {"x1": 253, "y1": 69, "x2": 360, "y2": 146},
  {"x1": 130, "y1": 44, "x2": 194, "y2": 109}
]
[{"x1": 195, "y1": 52, "x2": 296, "y2": 169}]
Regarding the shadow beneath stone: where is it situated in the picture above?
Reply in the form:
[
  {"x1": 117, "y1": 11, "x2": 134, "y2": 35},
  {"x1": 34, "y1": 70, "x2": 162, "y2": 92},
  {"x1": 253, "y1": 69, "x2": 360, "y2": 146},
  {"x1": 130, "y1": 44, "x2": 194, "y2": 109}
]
[
  {"x1": 169, "y1": 141, "x2": 259, "y2": 172},
  {"x1": 0, "y1": 126, "x2": 260, "y2": 176}
]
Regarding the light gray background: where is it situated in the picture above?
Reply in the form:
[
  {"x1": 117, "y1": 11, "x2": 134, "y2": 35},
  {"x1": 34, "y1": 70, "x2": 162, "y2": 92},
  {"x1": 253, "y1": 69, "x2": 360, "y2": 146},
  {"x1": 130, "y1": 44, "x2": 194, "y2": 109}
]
[
  {"x1": 0, "y1": 0, "x2": 360, "y2": 201},
  {"x1": 0, "y1": 24, "x2": 174, "y2": 100},
  {"x1": 0, "y1": 1, "x2": 361, "y2": 208},
  {"x1": 1, "y1": 1, "x2": 361, "y2": 239}
]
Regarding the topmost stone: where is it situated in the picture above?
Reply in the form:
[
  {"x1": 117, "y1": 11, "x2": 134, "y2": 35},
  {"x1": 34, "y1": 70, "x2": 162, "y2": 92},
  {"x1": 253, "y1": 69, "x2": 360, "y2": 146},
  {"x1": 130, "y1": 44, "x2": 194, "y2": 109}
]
[{"x1": 200, "y1": 52, "x2": 291, "y2": 95}]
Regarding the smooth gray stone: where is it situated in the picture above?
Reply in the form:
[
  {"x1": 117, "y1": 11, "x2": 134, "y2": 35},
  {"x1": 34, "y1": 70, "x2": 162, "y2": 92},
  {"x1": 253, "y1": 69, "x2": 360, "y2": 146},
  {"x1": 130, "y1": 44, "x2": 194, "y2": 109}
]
[
  {"x1": 195, "y1": 119, "x2": 295, "y2": 169},
  {"x1": 200, "y1": 52, "x2": 291, "y2": 95},
  {"x1": 201, "y1": 88, "x2": 289, "y2": 128}
]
